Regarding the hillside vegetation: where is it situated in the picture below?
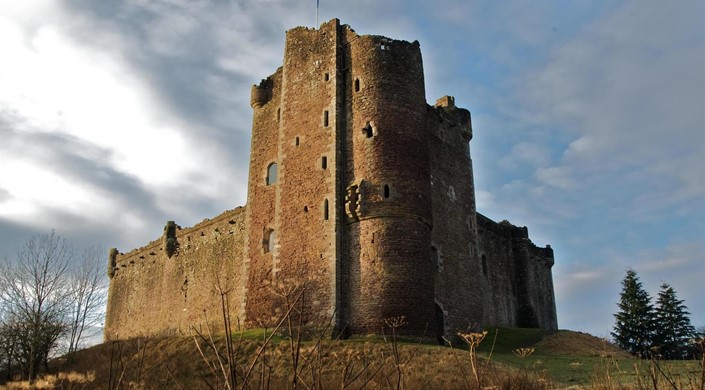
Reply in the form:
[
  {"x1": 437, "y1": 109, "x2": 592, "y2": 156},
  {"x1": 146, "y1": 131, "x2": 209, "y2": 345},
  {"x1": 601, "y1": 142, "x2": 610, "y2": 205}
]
[{"x1": 2, "y1": 328, "x2": 703, "y2": 389}]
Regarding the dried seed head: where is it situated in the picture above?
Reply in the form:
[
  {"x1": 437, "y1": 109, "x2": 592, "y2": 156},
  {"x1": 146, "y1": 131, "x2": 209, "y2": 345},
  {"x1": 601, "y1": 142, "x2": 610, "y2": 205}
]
[{"x1": 513, "y1": 347, "x2": 535, "y2": 358}]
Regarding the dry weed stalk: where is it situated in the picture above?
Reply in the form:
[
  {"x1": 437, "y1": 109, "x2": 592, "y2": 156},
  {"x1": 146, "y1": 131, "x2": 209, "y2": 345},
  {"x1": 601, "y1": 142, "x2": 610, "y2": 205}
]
[
  {"x1": 695, "y1": 337, "x2": 705, "y2": 390},
  {"x1": 267, "y1": 280, "x2": 306, "y2": 389},
  {"x1": 457, "y1": 330, "x2": 488, "y2": 389},
  {"x1": 384, "y1": 316, "x2": 408, "y2": 390}
]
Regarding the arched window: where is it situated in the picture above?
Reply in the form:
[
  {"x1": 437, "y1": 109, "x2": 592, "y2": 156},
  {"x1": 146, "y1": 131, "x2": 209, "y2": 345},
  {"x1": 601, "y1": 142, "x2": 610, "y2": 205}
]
[
  {"x1": 383, "y1": 184, "x2": 390, "y2": 199},
  {"x1": 266, "y1": 163, "x2": 278, "y2": 185},
  {"x1": 264, "y1": 229, "x2": 276, "y2": 253}
]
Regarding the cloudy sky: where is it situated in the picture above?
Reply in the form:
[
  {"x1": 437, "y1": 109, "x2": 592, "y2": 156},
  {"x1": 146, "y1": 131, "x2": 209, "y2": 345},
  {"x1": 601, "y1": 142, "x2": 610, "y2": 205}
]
[{"x1": 1, "y1": 0, "x2": 703, "y2": 337}]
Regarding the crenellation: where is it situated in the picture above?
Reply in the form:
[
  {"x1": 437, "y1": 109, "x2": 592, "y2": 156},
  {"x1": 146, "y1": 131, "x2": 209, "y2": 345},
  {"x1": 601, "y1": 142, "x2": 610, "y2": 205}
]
[{"x1": 105, "y1": 19, "x2": 557, "y2": 342}]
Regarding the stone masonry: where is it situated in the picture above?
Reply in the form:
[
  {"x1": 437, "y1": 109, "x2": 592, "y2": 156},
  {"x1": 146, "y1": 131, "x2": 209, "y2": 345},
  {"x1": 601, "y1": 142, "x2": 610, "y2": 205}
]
[{"x1": 104, "y1": 19, "x2": 557, "y2": 341}]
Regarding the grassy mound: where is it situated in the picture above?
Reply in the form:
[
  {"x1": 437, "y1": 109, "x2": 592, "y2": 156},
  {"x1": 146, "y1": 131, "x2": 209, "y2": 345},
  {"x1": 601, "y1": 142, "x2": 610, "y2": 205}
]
[
  {"x1": 1, "y1": 334, "x2": 546, "y2": 389},
  {"x1": 3, "y1": 328, "x2": 702, "y2": 389},
  {"x1": 534, "y1": 330, "x2": 630, "y2": 357}
]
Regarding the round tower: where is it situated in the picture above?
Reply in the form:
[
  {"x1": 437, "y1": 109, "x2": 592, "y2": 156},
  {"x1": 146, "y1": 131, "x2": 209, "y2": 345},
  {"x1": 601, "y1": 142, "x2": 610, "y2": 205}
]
[{"x1": 345, "y1": 35, "x2": 434, "y2": 335}]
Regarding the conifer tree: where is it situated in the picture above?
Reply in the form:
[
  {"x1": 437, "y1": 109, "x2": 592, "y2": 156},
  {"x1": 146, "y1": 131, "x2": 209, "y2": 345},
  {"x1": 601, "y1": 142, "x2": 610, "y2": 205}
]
[
  {"x1": 612, "y1": 269, "x2": 655, "y2": 357},
  {"x1": 653, "y1": 283, "x2": 696, "y2": 359}
]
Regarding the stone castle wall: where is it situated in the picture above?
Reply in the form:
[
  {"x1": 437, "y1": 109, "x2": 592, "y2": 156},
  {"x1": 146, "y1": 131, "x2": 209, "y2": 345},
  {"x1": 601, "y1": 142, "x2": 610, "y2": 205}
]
[
  {"x1": 341, "y1": 25, "x2": 435, "y2": 336},
  {"x1": 244, "y1": 20, "x2": 341, "y2": 329},
  {"x1": 476, "y1": 213, "x2": 557, "y2": 330},
  {"x1": 104, "y1": 19, "x2": 558, "y2": 341},
  {"x1": 428, "y1": 96, "x2": 485, "y2": 336},
  {"x1": 104, "y1": 207, "x2": 246, "y2": 339}
]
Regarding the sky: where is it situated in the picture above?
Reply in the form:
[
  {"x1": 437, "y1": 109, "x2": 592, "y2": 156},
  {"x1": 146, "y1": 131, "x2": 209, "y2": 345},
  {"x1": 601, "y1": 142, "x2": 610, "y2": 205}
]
[{"x1": 1, "y1": 0, "x2": 703, "y2": 338}]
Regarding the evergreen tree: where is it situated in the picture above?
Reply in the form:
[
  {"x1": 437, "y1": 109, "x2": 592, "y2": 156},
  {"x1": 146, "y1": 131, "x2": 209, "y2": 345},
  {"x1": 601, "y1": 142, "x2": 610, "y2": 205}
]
[
  {"x1": 653, "y1": 283, "x2": 696, "y2": 359},
  {"x1": 612, "y1": 269, "x2": 655, "y2": 357}
]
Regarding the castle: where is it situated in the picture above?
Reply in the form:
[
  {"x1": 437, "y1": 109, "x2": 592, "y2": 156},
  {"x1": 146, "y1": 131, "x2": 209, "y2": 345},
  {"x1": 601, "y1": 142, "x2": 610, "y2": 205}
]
[{"x1": 104, "y1": 19, "x2": 557, "y2": 341}]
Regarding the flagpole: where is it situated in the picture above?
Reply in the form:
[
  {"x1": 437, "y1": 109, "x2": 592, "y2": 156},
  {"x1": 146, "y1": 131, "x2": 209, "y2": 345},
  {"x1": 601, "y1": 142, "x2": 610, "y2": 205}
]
[{"x1": 316, "y1": 0, "x2": 319, "y2": 26}]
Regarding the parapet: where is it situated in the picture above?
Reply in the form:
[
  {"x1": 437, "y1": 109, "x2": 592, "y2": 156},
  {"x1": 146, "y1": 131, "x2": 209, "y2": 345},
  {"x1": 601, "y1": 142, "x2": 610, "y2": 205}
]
[
  {"x1": 107, "y1": 247, "x2": 118, "y2": 278},
  {"x1": 435, "y1": 95, "x2": 455, "y2": 108},
  {"x1": 250, "y1": 78, "x2": 273, "y2": 109},
  {"x1": 430, "y1": 95, "x2": 473, "y2": 141}
]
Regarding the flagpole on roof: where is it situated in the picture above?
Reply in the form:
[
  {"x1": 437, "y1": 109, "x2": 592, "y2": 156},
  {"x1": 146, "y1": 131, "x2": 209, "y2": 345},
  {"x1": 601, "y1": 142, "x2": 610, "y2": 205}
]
[{"x1": 316, "y1": 0, "x2": 319, "y2": 26}]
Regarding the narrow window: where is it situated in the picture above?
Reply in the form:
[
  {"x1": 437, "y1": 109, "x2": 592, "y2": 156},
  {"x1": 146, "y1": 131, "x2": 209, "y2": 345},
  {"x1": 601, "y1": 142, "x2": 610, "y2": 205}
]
[
  {"x1": 295, "y1": 136, "x2": 300, "y2": 146},
  {"x1": 323, "y1": 199, "x2": 329, "y2": 220},
  {"x1": 431, "y1": 246, "x2": 439, "y2": 272},
  {"x1": 264, "y1": 229, "x2": 276, "y2": 253},
  {"x1": 277, "y1": 108, "x2": 281, "y2": 121},
  {"x1": 383, "y1": 184, "x2": 390, "y2": 199},
  {"x1": 363, "y1": 122, "x2": 373, "y2": 138},
  {"x1": 266, "y1": 163, "x2": 277, "y2": 185},
  {"x1": 324, "y1": 73, "x2": 329, "y2": 81},
  {"x1": 482, "y1": 254, "x2": 488, "y2": 277},
  {"x1": 304, "y1": 206, "x2": 309, "y2": 213},
  {"x1": 323, "y1": 110, "x2": 329, "y2": 127},
  {"x1": 321, "y1": 156, "x2": 328, "y2": 169},
  {"x1": 354, "y1": 78, "x2": 360, "y2": 92}
]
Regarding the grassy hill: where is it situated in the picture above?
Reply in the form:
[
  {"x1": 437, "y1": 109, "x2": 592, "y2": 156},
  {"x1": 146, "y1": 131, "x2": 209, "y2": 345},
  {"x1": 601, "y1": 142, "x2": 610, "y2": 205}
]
[{"x1": 2, "y1": 328, "x2": 702, "y2": 389}]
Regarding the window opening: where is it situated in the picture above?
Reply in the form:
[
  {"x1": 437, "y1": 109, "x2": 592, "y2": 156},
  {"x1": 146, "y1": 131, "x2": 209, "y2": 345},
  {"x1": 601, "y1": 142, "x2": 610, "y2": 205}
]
[
  {"x1": 354, "y1": 78, "x2": 360, "y2": 92},
  {"x1": 363, "y1": 122, "x2": 373, "y2": 138},
  {"x1": 434, "y1": 304, "x2": 445, "y2": 345},
  {"x1": 277, "y1": 108, "x2": 281, "y2": 121},
  {"x1": 295, "y1": 136, "x2": 300, "y2": 146},
  {"x1": 384, "y1": 184, "x2": 390, "y2": 199},
  {"x1": 264, "y1": 229, "x2": 276, "y2": 253},
  {"x1": 322, "y1": 156, "x2": 328, "y2": 169},
  {"x1": 431, "y1": 246, "x2": 439, "y2": 272},
  {"x1": 266, "y1": 163, "x2": 278, "y2": 185},
  {"x1": 482, "y1": 254, "x2": 488, "y2": 277},
  {"x1": 323, "y1": 199, "x2": 329, "y2": 220},
  {"x1": 304, "y1": 206, "x2": 309, "y2": 213},
  {"x1": 323, "y1": 110, "x2": 329, "y2": 127},
  {"x1": 324, "y1": 73, "x2": 329, "y2": 81}
]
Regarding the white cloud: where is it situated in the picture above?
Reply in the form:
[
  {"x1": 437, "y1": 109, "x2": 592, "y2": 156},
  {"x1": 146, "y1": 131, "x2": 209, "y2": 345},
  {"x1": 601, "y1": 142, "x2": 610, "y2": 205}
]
[
  {"x1": 0, "y1": 2, "x2": 251, "y2": 247},
  {"x1": 498, "y1": 142, "x2": 551, "y2": 170},
  {"x1": 0, "y1": 22, "x2": 195, "y2": 184},
  {"x1": 516, "y1": 0, "x2": 705, "y2": 209}
]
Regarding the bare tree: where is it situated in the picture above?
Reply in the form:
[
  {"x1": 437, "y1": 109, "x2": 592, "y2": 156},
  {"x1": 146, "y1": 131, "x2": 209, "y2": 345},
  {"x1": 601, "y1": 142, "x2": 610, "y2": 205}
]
[
  {"x1": 0, "y1": 302, "x2": 17, "y2": 381},
  {"x1": 0, "y1": 232, "x2": 73, "y2": 382},
  {"x1": 65, "y1": 245, "x2": 107, "y2": 359}
]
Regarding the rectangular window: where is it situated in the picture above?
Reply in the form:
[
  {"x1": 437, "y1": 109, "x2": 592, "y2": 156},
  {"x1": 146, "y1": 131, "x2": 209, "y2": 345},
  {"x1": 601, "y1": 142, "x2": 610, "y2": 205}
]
[
  {"x1": 323, "y1": 110, "x2": 329, "y2": 127},
  {"x1": 322, "y1": 156, "x2": 327, "y2": 169}
]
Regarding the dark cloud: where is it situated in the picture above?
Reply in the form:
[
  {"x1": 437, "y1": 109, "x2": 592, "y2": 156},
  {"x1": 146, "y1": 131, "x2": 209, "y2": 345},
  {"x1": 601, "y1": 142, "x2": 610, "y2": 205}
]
[
  {"x1": 57, "y1": 0, "x2": 269, "y2": 200},
  {"x1": 0, "y1": 220, "x2": 41, "y2": 259},
  {"x1": 0, "y1": 113, "x2": 159, "y2": 216}
]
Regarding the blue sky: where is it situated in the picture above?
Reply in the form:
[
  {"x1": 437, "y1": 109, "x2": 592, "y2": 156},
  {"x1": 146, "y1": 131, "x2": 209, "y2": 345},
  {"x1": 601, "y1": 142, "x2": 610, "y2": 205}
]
[{"x1": 1, "y1": 0, "x2": 703, "y2": 337}]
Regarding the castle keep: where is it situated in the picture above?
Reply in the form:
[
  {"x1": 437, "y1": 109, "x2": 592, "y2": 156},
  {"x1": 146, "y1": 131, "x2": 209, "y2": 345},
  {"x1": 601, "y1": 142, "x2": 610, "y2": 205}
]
[{"x1": 105, "y1": 19, "x2": 557, "y2": 340}]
